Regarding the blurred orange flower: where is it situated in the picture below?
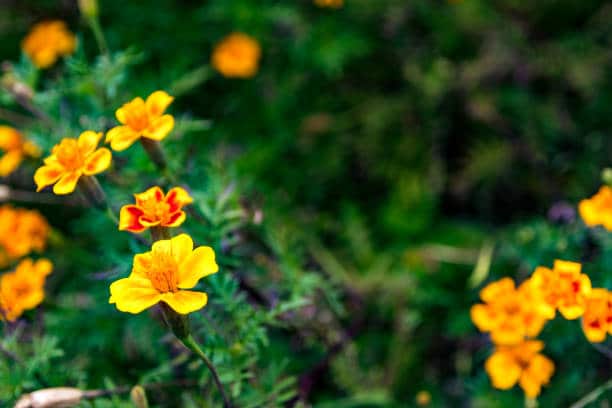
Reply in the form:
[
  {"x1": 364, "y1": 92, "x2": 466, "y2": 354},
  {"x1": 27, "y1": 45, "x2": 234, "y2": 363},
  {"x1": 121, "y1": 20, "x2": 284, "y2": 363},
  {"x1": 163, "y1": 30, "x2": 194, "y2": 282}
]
[
  {"x1": 485, "y1": 340, "x2": 554, "y2": 398},
  {"x1": 578, "y1": 186, "x2": 612, "y2": 230},
  {"x1": 21, "y1": 21, "x2": 76, "y2": 69},
  {"x1": 0, "y1": 125, "x2": 40, "y2": 177},
  {"x1": 0, "y1": 258, "x2": 53, "y2": 321},
  {"x1": 109, "y1": 234, "x2": 218, "y2": 314},
  {"x1": 119, "y1": 186, "x2": 193, "y2": 233},
  {"x1": 314, "y1": 0, "x2": 344, "y2": 8},
  {"x1": 0, "y1": 205, "x2": 49, "y2": 266},
  {"x1": 105, "y1": 91, "x2": 175, "y2": 151},
  {"x1": 581, "y1": 288, "x2": 612, "y2": 343},
  {"x1": 34, "y1": 131, "x2": 111, "y2": 195},
  {"x1": 212, "y1": 33, "x2": 261, "y2": 78}
]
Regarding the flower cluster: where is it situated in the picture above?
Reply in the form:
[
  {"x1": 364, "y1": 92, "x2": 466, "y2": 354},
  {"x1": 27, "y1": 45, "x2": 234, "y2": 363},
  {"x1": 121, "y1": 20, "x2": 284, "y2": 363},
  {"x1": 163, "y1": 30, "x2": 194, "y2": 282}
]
[
  {"x1": 0, "y1": 258, "x2": 52, "y2": 321},
  {"x1": 21, "y1": 21, "x2": 76, "y2": 69},
  {"x1": 211, "y1": 33, "x2": 261, "y2": 78},
  {"x1": 579, "y1": 185, "x2": 612, "y2": 230},
  {"x1": 0, "y1": 126, "x2": 40, "y2": 177},
  {"x1": 0, "y1": 205, "x2": 50, "y2": 266},
  {"x1": 314, "y1": 0, "x2": 344, "y2": 8}
]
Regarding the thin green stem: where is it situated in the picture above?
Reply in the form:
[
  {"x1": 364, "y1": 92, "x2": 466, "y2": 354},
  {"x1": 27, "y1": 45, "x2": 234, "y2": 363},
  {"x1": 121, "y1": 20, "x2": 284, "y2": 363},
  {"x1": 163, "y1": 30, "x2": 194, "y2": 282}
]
[
  {"x1": 150, "y1": 226, "x2": 170, "y2": 242},
  {"x1": 570, "y1": 378, "x2": 612, "y2": 408},
  {"x1": 88, "y1": 17, "x2": 110, "y2": 58}
]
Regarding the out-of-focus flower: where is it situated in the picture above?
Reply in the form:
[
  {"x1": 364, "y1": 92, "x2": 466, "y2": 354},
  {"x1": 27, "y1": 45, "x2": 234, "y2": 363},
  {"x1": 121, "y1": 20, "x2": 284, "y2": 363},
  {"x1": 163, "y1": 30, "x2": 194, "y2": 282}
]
[
  {"x1": 0, "y1": 258, "x2": 52, "y2": 321},
  {"x1": 119, "y1": 186, "x2": 193, "y2": 233},
  {"x1": 581, "y1": 288, "x2": 612, "y2": 343},
  {"x1": 0, "y1": 205, "x2": 49, "y2": 266},
  {"x1": 529, "y1": 260, "x2": 591, "y2": 320},
  {"x1": 0, "y1": 125, "x2": 40, "y2": 177},
  {"x1": 105, "y1": 91, "x2": 174, "y2": 151},
  {"x1": 109, "y1": 234, "x2": 218, "y2": 314},
  {"x1": 21, "y1": 21, "x2": 76, "y2": 69},
  {"x1": 415, "y1": 390, "x2": 431, "y2": 406},
  {"x1": 471, "y1": 277, "x2": 549, "y2": 345},
  {"x1": 211, "y1": 33, "x2": 261, "y2": 78},
  {"x1": 578, "y1": 186, "x2": 612, "y2": 230},
  {"x1": 34, "y1": 131, "x2": 111, "y2": 195},
  {"x1": 485, "y1": 340, "x2": 554, "y2": 398},
  {"x1": 314, "y1": 0, "x2": 344, "y2": 8}
]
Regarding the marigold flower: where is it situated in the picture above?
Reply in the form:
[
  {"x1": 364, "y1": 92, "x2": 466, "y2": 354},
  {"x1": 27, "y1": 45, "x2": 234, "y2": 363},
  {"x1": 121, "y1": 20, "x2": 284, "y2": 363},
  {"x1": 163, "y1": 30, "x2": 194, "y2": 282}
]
[
  {"x1": 34, "y1": 131, "x2": 111, "y2": 195},
  {"x1": 578, "y1": 186, "x2": 612, "y2": 230},
  {"x1": 109, "y1": 234, "x2": 218, "y2": 314},
  {"x1": 211, "y1": 33, "x2": 261, "y2": 79},
  {"x1": 21, "y1": 21, "x2": 76, "y2": 69},
  {"x1": 471, "y1": 277, "x2": 549, "y2": 345},
  {"x1": 581, "y1": 288, "x2": 612, "y2": 343},
  {"x1": 0, "y1": 126, "x2": 40, "y2": 177},
  {"x1": 485, "y1": 340, "x2": 554, "y2": 398},
  {"x1": 119, "y1": 186, "x2": 193, "y2": 233},
  {"x1": 314, "y1": 0, "x2": 344, "y2": 8},
  {"x1": 0, "y1": 258, "x2": 53, "y2": 322},
  {"x1": 105, "y1": 91, "x2": 175, "y2": 151},
  {"x1": 0, "y1": 205, "x2": 50, "y2": 266}
]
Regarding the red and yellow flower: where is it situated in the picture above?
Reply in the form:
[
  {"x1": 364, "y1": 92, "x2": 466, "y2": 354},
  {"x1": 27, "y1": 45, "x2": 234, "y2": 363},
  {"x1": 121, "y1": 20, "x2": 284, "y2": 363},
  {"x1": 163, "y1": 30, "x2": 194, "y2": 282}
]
[
  {"x1": 21, "y1": 21, "x2": 76, "y2": 69},
  {"x1": 105, "y1": 91, "x2": 174, "y2": 151},
  {"x1": 211, "y1": 33, "x2": 261, "y2": 79},
  {"x1": 485, "y1": 340, "x2": 554, "y2": 398},
  {"x1": 34, "y1": 131, "x2": 111, "y2": 195},
  {"x1": 0, "y1": 258, "x2": 53, "y2": 321},
  {"x1": 0, "y1": 205, "x2": 49, "y2": 266},
  {"x1": 119, "y1": 186, "x2": 193, "y2": 233},
  {"x1": 0, "y1": 126, "x2": 40, "y2": 177},
  {"x1": 109, "y1": 234, "x2": 218, "y2": 314},
  {"x1": 581, "y1": 288, "x2": 612, "y2": 343}
]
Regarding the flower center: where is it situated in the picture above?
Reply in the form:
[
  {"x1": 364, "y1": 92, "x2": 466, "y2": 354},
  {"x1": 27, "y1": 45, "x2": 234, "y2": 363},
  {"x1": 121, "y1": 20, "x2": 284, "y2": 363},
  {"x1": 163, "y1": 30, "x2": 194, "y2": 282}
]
[
  {"x1": 147, "y1": 251, "x2": 178, "y2": 293},
  {"x1": 124, "y1": 100, "x2": 151, "y2": 132},
  {"x1": 140, "y1": 197, "x2": 171, "y2": 222},
  {"x1": 54, "y1": 139, "x2": 84, "y2": 170}
]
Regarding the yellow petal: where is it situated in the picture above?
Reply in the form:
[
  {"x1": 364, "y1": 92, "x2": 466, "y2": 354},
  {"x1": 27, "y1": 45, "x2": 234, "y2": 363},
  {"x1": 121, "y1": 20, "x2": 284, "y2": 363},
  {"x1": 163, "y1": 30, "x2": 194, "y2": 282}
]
[
  {"x1": 485, "y1": 350, "x2": 521, "y2": 390},
  {"x1": 106, "y1": 126, "x2": 141, "y2": 151},
  {"x1": 134, "y1": 186, "x2": 164, "y2": 207},
  {"x1": 160, "y1": 290, "x2": 208, "y2": 314},
  {"x1": 115, "y1": 98, "x2": 144, "y2": 124},
  {"x1": 83, "y1": 148, "x2": 111, "y2": 175},
  {"x1": 152, "y1": 234, "x2": 193, "y2": 264},
  {"x1": 131, "y1": 252, "x2": 153, "y2": 279},
  {"x1": 0, "y1": 151, "x2": 23, "y2": 177},
  {"x1": 178, "y1": 246, "x2": 219, "y2": 289},
  {"x1": 53, "y1": 170, "x2": 82, "y2": 195},
  {"x1": 145, "y1": 90, "x2": 174, "y2": 117},
  {"x1": 109, "y1": 276, "x2": 161, "y2": 313},
  {"x1": 78, "y1": 130, "x2": 102, "y2": 156},
  {"x1": 34, "y1": 164, "x2": 64, "y2": 192},
  {"x1": 519, "y1": 355, "x2": 554, "y2": 398},
  {"x1": 34, "y1": 258, "x2": 53, "y2": 278},
  {"x1": 142, "y1": 114, "x2": 174, "y2": 141},
  {"x1": 470, "y1": 304, "x2": 498, "y2": 332}
]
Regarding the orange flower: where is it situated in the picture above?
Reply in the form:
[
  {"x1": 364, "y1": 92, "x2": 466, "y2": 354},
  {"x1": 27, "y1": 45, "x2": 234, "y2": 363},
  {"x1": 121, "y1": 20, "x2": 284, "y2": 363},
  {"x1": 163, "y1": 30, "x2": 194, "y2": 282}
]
[
  {"x1": 0, "y1": 205, "x2": 49, "y2": 266},
  {"x1": 314, "y1": 0, "x2": 344, "y2": 8},
  {"x1": 21, "y1": 21, "x2": 76, "y2": 69},
  {"x1": 485, "y1": 340, "x2": 554, "y2": 398},
  {"x1": 211, "y1": 33, "x2": 261, "y2": 78},
  {"x1": 0, "y1": 258, "x2": 53, "y2": 322},
  {"x1": 105, "y1": 91, "x2": 174, "y2": 151},
  {"x1": 109, "y1": 234, "x2": 218, "y2": 314},
  {"x1": 581, "y1": 288, "x2": 612, "y2": 343},
  {"x1": 530, "y1": 260, "x2": 591, "y2": 320},
  {"x1": 471, "y1": 277, "x2": 549, "y2": 345},
  {"x1": 34, "y1": 131, "x2": 111, "y2": 195},
  {"x1": 119, "y1": 186, "x2": 193, "y2": 233},
  {"x1": 578, "y1": 186, "x2": 612, "y2": 230},
  {"x1": 0, "y1": 126, "x2": 40, "y2": 177}
]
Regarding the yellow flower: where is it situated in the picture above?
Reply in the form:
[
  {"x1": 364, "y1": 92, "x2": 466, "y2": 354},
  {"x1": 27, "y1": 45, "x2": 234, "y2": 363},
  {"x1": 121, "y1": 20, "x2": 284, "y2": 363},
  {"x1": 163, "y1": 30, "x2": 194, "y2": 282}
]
[
  {"x1": 109, "y1": 234, "x2": 218, "y2": 314},
  {"x1": 470, "y1": 277, "x2": 549, "y2": 345},
  {"x1": 105, "y1": 91, "x2": 175, "y2": 151},
  {"x1": 415, "y1": 390, "x2": 431, "y2": 406},
  {"x1": 485, "y1": 340, "x2": 554, "y2": 398},
  {"x1": 314, "y1": 0, "x2": 344, "y2": 8},
  {"x1": 578, "y1": 186, "x2": 612, "y2": 230},
  {"x1": 34, "y1": 131, "x2": 111, "y2": 195},
  {"x1": 21, "y1": 21, "x2": 76, "y2": 69},
  {"x1": 0, "y1": 205, "x2": 50, "y2": 266},
  {"x1": 0, "y1": 126, "x2": 40, "y2": 177},
  {"x1": 581, "y1": 288, "x2": 612, "y2": 343},
  {"x1": 0, "y1": 258, "x2": 53, "y2": 322},
  {"x1": 119, "y1": 186, "x2": 193, "y2": 233},
  {"x1": 211, "y1": 33, "x2": 261, "y2": 79}
]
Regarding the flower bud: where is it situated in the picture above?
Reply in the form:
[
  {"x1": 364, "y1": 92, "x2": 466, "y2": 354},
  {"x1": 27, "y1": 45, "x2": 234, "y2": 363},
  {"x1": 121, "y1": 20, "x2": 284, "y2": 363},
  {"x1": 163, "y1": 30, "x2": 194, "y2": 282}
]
[
  {"x1": 15, "y1": 387, "x2": 84, "y2": 408},
  {"x1": 130, "y1": 385, "x2": 149, "y2": 408},
  {"x1": 78, "y1": 0, "x2": 98, "y2": 19}
]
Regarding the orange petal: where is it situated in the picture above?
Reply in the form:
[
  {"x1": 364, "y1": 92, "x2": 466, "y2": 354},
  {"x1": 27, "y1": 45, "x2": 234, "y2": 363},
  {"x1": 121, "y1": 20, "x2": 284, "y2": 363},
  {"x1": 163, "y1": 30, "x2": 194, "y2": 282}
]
[
  {"x1": 143, "y1": 114, "x2": 174, "y2": 141},
  {"x1": 109, "y1": 276, "x2": 161, "y2": 314},
  {"x1": 119, "y1": 205, "x2": 147, "y2": 232},
  {"x1": 163, "y1": 211, "x2": 186, "y2": 227},
  {"x1": 134, "y1": 186, "x2": 164, "y2": 207},
  {"x1": 145, "y1": 90, "x2": 174, "y2": 117},
  {"x1": 166, "y1": 187, "x2": 193, "y2": 212},
  {"x1": 53, "y1": 170, "x2": 82, "y2": 195},
  {"x1": 83, "y1": 148, "x2": 111, "y2": 175},
  {"x1": 78, "y1": 130, "x2": 102, "y2": 156},
  {"x1": 0, "y1": 151, "x2": 23, "y2": 177},
  {"x1": 160, "y1": 290, "x2": 208, "y2": 314},
  {"x1": 139, "y1": 217, "x2": 161, "y2": 227},
  {"x1": 485, "y1": 350, "x2": 521, "y2": 390},
  {"x1": 106, "y1": 126, "x2": 141, "y2": 151},
  {"x1": 34, "y1": 164, "x2": 64, "y2": 192},
  {"x1": 177, "y1": 246, "x2": 218, "y2": 289}
]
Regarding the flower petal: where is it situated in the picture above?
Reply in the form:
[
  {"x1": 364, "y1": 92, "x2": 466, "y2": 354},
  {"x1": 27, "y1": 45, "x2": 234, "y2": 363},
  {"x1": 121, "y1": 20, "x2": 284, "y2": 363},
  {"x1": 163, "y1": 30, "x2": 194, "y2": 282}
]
[
  {"x1": 119, "y1": 205, "x2": 147, "y2": 232},
  {"x1": 142, "y1": 114, "x2": 174, "y2": 141},
  {"x1": 485, "y1": 350, "x2": 521, "y2": 390},
  {"x1": 178, "y1": 246, "x2": 218, "y2": 289},
  {"x1": 0, "y1": 151, "x2": 23, "y2": 177},
  {"x1": 109, "y1": 276, "x2": 161, "y2": 314},
  {"x1": 163, "y1": 211, "x2": 186, "y2": 228},
  {"x1": 34, "y1": 164, "x2": 64, "y2": 192},
  {"x1": 115, "y1": 97, "x2": 145, "y2": 124},
  {"x1": 78, "y1": 131, "x2": 102, "y2": 156},
  {"x1": 145, "y1": 90, "x2": 174, "y2": 117},
  {"x1": 166, "y1": 187, "x2": 193, "y2": 212},
  {"x1": 131, "y1": 252, "x2": 153, "y2": 278},
  {"x1": 83, "y1": 148, "x2": 111, "y2": 175},
  {"x1": 160, "y1": 290, "x2": 208, "y2": 315},
  {"x1": 106, "y1": 126, "x2": 141, "y2": 151},
  {"x1": 139, "y1": 217, "x2": 161, "y2": 227},
  {"x1": 152, "y1": 234, "x2": 193, "y2": 264},
  {"x1": 53, "y1": 170, "x2": 82, "y2": 195},
  {"x1": 134, "y1": 186, "x2": 164, "y2": 207}
]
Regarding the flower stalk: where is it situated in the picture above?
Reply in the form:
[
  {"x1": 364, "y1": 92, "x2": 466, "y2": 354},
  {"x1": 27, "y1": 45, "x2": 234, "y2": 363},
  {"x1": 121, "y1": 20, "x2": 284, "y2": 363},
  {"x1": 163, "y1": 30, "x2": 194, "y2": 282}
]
[
  {"x1": 78, "y1": 175, "x2": 107, "y2": 210},
  {"x1": 140, "y1": 139, "x2": 167, "y2": 170}
]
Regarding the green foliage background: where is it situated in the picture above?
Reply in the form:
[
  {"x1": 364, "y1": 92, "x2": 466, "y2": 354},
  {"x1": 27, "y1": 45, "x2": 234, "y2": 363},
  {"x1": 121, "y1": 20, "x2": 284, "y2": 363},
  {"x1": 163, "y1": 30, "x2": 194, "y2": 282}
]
[{"x1": 1, "y1": 0, "x2": 612, "y2": 406}]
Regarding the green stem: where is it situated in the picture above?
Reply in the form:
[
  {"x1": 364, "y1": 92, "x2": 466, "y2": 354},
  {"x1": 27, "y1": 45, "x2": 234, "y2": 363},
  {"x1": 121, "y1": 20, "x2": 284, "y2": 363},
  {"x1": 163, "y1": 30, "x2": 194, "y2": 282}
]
[
  {"x1": 150, "y1": 226, "x2": 170, "y2": 242},
  {"x1": 78, "y1": 175, "x2": 107, "y2": 210},
  {"x1": 88, "y1": 17, "x2": 110, "y2": 58},
  {"x1": 140, "y1": 139, "x2": 167, "y2": 170},
  {"x1": 570, "y1": 377, "x2": 612, "y2": 408}
]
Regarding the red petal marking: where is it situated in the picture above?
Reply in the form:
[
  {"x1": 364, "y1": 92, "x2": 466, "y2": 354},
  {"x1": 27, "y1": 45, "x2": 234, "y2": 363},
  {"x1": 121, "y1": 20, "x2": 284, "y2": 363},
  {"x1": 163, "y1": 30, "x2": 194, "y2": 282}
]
[
  {"x1": 122, "y1": 206, "x2": 146, "y2": 232},
  {"x1": 572, "y1": 281, "x2": 580, "y2": 293},
  {"x1": 166, "y1": 189, "x2": 180, "y2": 212},
  {"x1": 164, "y1": 211, "x2": 184, "y2": 226}
]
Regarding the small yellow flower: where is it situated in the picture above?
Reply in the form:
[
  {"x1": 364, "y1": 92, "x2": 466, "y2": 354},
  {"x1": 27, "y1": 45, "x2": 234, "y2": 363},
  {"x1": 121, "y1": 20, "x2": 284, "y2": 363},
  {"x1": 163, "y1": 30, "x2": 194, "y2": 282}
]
[
  {"x1": 21, "y1": 21, "x2": 76, "y2": 69},
  {"x1": 0, "y1": 205, "x2": 50, "y2": 266},
  {"x1": 578, "y1": 186, "x2": 612, "y2": 230},
  {"x1": 581, "y1": 288, "x2": 612, "y2": 343},
  {"x1": 0, "y1": 258, "x2": 53, "y2": 322},
  {"x1": 314, "y1": 0, "x2": 344, "y2": 8},
  {"x1": 34, "y1": 131, "x2": 111, "y2": 195},
  {"x1": 415, "y1": 390, "x2": 431, "y2": 406},
  {"x1": 485, "y1": 340, "x2": 554, "y2": 398},
  {"x1": 211, "y1": 33, "x2": 261, "y2": 79},
  {"x1": 0, "y1": 125, "x2": 40, "y2": 177},
  {"x1": 105, "y1": 91, "x2": 175, "y2": 151},
  {"x1": 109, "y1": 234, "x2": 218, "y2": 314}
]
